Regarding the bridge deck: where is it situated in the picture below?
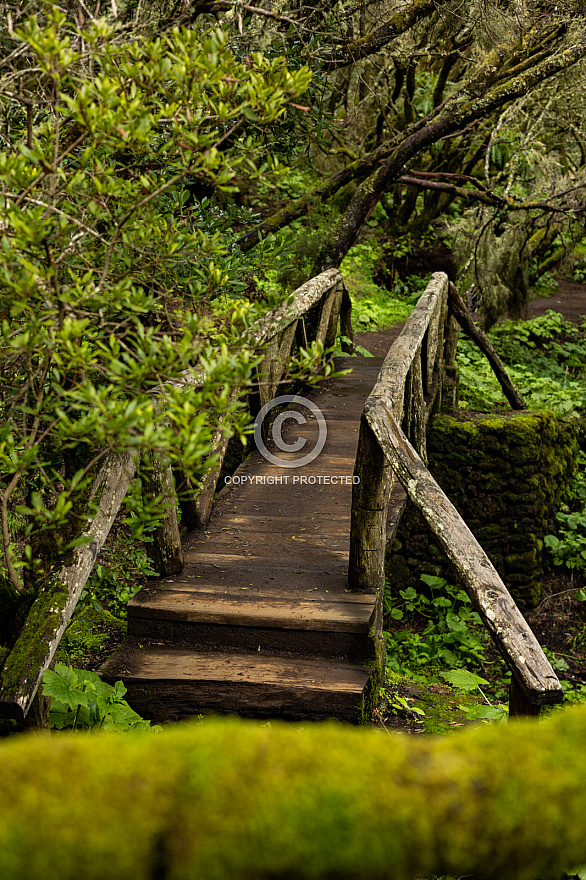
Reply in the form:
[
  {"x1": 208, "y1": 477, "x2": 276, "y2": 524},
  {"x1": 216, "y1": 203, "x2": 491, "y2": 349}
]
[{"x1": 101, "y1": 332, "x2": 406, "y2": 723}]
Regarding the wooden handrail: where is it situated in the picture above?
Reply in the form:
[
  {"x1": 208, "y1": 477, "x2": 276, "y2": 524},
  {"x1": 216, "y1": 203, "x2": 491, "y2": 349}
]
[
  {"x1": 348, "y1": 270, "x2": 563, "y2": 716},
  {"x1": 367, "y1": 403, "x2": 563, "y2": 710},
  {"x1": 349, "y1": 272, "x2": 448, "y2": 592},
  {"x1": 0, "y1": 269, "x2": 347, "y2": 721}
]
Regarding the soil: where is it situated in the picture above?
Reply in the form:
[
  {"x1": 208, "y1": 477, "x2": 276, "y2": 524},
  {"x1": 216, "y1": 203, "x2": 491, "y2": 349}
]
[{"x1": 527, "y1": 279, "x2": 586, "y2": 323}]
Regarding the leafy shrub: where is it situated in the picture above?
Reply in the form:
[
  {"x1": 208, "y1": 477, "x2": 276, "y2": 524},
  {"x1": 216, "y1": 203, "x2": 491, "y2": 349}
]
[
  {"x1": 574, "y1": 259, "x2": 586, "y2": 283},
  {"x1": 384, "y1": 574, "x2": 492, "y2": 674},
  {"x1": 42, "y1": 664, "x2": 160, "y2": 732},
  {"x1": 341, "y1": 242, "x2": 429, "y2": 331},
  {"x1": 81, "y1": 531, "x2": 158, "y2": 617},
  {"x1": 457, "y1": 311, "x2": 586, "y2": 413},
  {"x1": 545, "y1": 452, "x2": 586, "y2": 572}
]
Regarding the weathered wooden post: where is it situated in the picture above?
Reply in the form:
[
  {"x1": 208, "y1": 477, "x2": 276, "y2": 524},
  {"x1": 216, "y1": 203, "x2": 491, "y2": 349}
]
[
  {"x1": 348, "y1": 412, "x2": 393, "y2": 593},
  {"x1": 441, "y1": 309, "x2": 460, "y2": 413},
  {"x1": 339, "y1": 283, "x2": 354, "y2": 354},
  {"x1": 142, "y1": 459, "x2": 184, "y2": 576},
  {"x1": 509, "y1": 675, "x2": 542, "y2": 718}
]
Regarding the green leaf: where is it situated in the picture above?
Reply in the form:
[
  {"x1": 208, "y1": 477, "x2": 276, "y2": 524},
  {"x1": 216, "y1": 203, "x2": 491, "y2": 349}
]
[
  {"x1": 42, "y1": 664, "x2": 89, "y2": 710},
  {"x1": 441, "y1": 669, "x2": 489, "y2": 692}
]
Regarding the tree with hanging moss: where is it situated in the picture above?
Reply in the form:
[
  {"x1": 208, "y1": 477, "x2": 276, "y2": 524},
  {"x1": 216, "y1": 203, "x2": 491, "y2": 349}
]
[{"x1": 202, "y1": 0, "x2": 586, "y2": 313}]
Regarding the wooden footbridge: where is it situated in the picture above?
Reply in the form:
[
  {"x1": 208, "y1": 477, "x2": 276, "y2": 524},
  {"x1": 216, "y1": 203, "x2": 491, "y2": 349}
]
[{"x1": 0, "y1": 270, "x2": 564, "y2": 724}]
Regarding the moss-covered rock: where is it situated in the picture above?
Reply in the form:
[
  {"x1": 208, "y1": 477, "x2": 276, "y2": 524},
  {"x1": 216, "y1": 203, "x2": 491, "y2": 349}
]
[
  {"x1": 2, "y1": 712, "x2": 586, "y2": 879},
  {"x1": 388, "y1": 409, "x2": 580, "y2": 608}
]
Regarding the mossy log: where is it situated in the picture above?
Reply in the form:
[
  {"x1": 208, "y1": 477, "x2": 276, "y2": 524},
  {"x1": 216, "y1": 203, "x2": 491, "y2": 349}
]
[
  {"x1": 0, "y1": 451, "x2": 137, "y2": 722},
  {"x1": 2, "y1": 710, "x2": 586, "y2": 879},
  {"x1": 447, "y1": 282, "x2": 526, "y2": 410},
  {"x1": 366, "y1": 403, "x2": 563, "y2": 710}
]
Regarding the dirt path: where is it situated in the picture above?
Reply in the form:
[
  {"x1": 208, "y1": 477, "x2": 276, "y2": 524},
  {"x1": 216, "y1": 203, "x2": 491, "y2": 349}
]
[{"x1": 528, "y1": 279, "x2": 586, "y2": 322}]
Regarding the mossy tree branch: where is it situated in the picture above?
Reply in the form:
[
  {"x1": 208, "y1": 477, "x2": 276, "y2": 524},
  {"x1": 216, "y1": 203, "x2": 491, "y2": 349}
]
[
  {"x1": 238, "y1": 36, "x2": 586, "y2": 260},
  {"x1": 321, "y1": 0, "x2": 437, "y2": 70},
  {"x1": 3, "y1": 711, "x2": 586, "y2": 878}
]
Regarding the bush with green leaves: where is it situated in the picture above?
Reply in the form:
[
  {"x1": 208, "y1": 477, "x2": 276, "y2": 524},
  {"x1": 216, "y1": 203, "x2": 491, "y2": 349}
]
[
  {"x1": 457, "y1": 311, "x2": 586, "y2": 414},
  {"x1": 545, "y1": 452, "x2": 586, "y2": 572},
  {"x1": 384, "y1": 576, "x2": 508, "y2": 722},
  {"x1": 0, "y1": 6, "x2": 310, "y2": 605},
  {"x1": 340, "y1": 241, "x2": 425, "y2": 332},
  {"x1": 384, "y1": 574, "x2": 492, "y2": 674}
]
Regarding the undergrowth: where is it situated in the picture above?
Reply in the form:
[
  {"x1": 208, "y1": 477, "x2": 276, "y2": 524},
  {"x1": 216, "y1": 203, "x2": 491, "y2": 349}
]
[
  {"x1": 458, "y1": 310, "x2": 586, "y2": 414},
  {"x1": 340, "y1": 240, "x2": 427, "y2": 331},
  {"x1": 382, "y1": 574, "x2": 509, "y2": 727}
]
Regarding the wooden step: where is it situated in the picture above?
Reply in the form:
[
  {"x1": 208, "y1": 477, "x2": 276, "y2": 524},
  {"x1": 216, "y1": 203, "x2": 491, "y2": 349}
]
[
  {"x1": 100, "y1": 642, "x2": 372, "y2": 723},
  {"x1": 127, "y1": 589, "x2": 376, "y2": 661}
]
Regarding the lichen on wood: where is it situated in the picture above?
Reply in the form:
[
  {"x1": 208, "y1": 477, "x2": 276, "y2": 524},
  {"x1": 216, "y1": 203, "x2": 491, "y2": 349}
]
[{"x1": 0, "y1": 451, "x2": 137, "y2": 721}]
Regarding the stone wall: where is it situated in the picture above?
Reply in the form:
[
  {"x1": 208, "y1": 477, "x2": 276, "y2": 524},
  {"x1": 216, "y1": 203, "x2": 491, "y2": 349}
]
[{"x1": 387, "y1": 410, "x2": 581, "y2": 609}]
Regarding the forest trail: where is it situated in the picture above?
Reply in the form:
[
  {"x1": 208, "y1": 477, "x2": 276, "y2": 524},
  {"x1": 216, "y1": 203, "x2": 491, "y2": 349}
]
[
  {"x1": 101, "y1": 324, "x2": 405, "y2": 723},
  {"x1": 527, "y1": 280, "x2": 586, "y2": 322}
]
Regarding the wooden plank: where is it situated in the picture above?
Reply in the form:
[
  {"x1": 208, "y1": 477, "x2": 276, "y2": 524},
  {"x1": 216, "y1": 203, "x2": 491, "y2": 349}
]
[
  {"x1": 0, "y1": 451, "x2": 137, "y2": 721},
  {"x1": 102, "y1": 646, "x2": 370, "y2": 690},
  {"x1": 145, "y1": 581, "x2": 376, "y2": 604},
  {"x1": 448, "y1": 282, "x2": 527, "y2": 410},
  {"x1": 366, "y1": 402, "x2": 563, "y2": 707},
  {"x1": 128, "y1": 590, "x2": 374, "y2": 632},
  {"x1": 100, "y1": 646, "x2": 371, "y2": 723}
]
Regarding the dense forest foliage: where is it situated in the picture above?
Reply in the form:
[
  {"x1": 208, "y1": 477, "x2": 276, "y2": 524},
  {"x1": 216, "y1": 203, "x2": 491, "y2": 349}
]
[{"x1": 1, "y1": 0, "x2": 586, "y2": 729}]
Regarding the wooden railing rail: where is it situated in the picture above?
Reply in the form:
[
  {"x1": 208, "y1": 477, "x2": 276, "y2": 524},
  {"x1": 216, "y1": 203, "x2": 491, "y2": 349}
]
[
  {"x1": 349, "y1": 271, "x2": 563, "y2": 716},
  {"x1": 0, "y1": 269, "x2": 347, "y2": 721}
]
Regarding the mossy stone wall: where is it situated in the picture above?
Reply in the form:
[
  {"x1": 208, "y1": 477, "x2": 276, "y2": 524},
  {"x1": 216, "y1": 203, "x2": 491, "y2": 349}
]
[{"x1": 387, "y1": 410, "x2": 580, "y2": 608}]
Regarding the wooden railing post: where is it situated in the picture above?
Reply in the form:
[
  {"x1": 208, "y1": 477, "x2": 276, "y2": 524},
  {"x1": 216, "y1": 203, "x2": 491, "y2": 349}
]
[
  {"x1": 348, "y1": 414, "x2": 393, "y2": 592},
  {"x1": 143, "y1": 459, "x2": 184, "y2": 576},
  {"x1": 509, "y1": 675, "x2": 542, "y2": 718},
  {"x1": 408, "y1": 350, "x2": 427, "y2": 464},
  {"x1": 441, "y1": 309, "x2": 460, "y2": 413},
  {"x1": 340, "y1": 283, "x2": 354, "y2": 354}
]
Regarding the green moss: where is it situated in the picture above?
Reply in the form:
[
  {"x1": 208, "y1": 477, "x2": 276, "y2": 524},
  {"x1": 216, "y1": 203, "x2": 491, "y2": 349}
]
[
  {"x1": 54, "y1": 607, "x2": 126, "y2": 666},
  {"x1": 0, "y1": 578, "x2": 68, "y2": 699},
  {"x1": 479, "y1": 416, "x2": 506, "y2": 432},
  {"x1": 505, "y1": 549, "x2": 537, "y2": 570},
  {"x1": 3, "y1": 712, "x2": 586, "y2": 878}
]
